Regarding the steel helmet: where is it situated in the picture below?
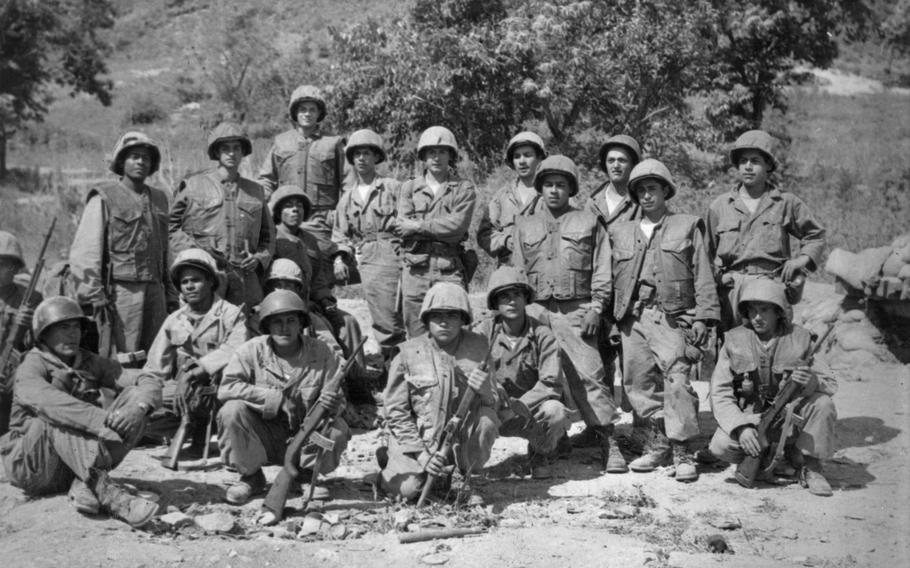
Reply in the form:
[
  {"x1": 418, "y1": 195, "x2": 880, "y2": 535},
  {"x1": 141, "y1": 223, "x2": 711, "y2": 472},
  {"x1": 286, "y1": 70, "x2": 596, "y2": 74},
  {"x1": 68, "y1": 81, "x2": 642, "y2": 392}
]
[
  {"x1": 486, "y1": 265, "x2": 535, "y2": 310},
  {"x1": 737, "y1": 278, "x2": 792, "y2": 326},
  {"x1": 0, "y1": 231, "x2": 25, "y2": 269},
  {"x1": 288, "y1": 85, "x2": 327, "y2": 123},
  {"x1": 598, "y1": 134, "x2": 641, "y2": 173},
  {"x1": 345, "y1": 129, "x2": 386, "y2": 165},
  {"x1": 730, "y1": 130, "x2": 778, "y2": 172},
  {"x1": 258, "y1": 289, "x2": 309, "y2": 333},
  {"x1": 267, "y1": 258, "x2": 305, "y2": 285},
  {"x1": 419, "y1": 282, "x2": 472, "y2": 325},
  {"x1": 504, "y1": 131, "x2": 547, "y2": 168},
  {"x1": 32, "y1": 296, "x2": 87, "y2": 341},
  {"x1": 269, "y1": 185, "x2": 312, "y2": 224},
  {"x1": 533, "y1": 154, "x2": 580, "y2": 197},
  {"x1": 628, "y1": 159, "x2": 677, "y2": 203},
  {"x1": 109, "y1": 131, "x2": 162, "y2": 176},
  {"x1": 169, "y1": 248, "x2": 219, "y2": 288},
  {"x1": 206, "y1": 121, "x2": 253, "y2": 160},
  {"x1": 416, "y1": 126, "x2": 459, "y2": 162}
]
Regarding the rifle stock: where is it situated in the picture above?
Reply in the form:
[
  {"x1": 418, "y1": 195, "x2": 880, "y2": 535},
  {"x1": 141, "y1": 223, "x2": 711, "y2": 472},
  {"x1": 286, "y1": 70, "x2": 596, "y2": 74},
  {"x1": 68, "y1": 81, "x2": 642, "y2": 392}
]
[{"x1": 163, "y1": 414, "x2": 192, "y2": 471}]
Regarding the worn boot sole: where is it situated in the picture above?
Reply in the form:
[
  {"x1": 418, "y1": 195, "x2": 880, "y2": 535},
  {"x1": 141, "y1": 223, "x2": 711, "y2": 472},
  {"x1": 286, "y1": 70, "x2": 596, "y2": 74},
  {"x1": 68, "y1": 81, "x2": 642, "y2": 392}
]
[{"x1": 69, "y1": 480, "x2": 101, "y2": 515}]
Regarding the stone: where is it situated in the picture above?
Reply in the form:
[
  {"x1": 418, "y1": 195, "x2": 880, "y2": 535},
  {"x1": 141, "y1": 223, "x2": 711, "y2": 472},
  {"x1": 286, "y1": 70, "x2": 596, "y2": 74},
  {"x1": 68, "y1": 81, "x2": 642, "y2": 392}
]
[
  {"x1": 159, "y1": 511, "x2": 194, "y2": 529},
  {"x1": 299, "y1": 515, "x2": 323, "y2": 536},
  {"x1": 195, "y1": 512, "x2": 236, "y2": 534},
  {"x1": 394, "y1": 509, "x2": 413, "y2": 531}
]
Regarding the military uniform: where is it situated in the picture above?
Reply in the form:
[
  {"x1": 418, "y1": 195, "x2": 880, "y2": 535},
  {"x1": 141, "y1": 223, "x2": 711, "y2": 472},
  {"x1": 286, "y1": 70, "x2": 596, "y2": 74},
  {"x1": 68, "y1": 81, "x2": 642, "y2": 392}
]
[{"x1": 477, "y1": 182, "x2": 543, "y2": 267}]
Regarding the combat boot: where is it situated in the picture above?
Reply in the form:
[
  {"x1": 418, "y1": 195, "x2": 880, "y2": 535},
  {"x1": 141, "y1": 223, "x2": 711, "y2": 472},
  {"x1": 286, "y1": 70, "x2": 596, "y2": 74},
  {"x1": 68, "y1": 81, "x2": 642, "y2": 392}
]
[
  {"x1": 528, "y1": 445, "x2": 553, "y2": 480},
  {"x1": 595, "y1": 425, "x2": 628, "y2": 474},
  {"x1": 225, "y1": 469, "x2": 267, "y2": 505},
  {"x1": 91, "y1": 469, "x2": 159, "y2": 527},
  {"x1": 672, "y1": 441, "x2": 698, "y2": 482},
  {"x1": 69, "y1": 478, "x2": 101, "y2": 515},
  {"x1": 800, "y1": 457, "x2": 833, "y2": 497},
  {"x1": 629, "y1": 419, "x2": 671, "y2": 472},
  {"x1": 569, "y1": 425, "x2": 599, "y2": 448}
]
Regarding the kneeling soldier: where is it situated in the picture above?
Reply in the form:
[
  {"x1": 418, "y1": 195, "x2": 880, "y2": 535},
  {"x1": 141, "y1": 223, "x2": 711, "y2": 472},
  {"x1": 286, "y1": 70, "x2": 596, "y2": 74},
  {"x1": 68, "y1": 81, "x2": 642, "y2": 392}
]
[
  {"x1": 475, "y1": 266, "x2": 572, "y2": 479},
  {"x1": 379, "y1": 282, "x2": 498, "y2": 505},
  {"x1": 709, "y1": 279, "x2": 836, "y2": 496},
  {"x1": 217, "y1": 290, "x2": 350, "y2": 504},
  {"x1": 0, "y1": 296, "x2": 161, "y2": 526}
]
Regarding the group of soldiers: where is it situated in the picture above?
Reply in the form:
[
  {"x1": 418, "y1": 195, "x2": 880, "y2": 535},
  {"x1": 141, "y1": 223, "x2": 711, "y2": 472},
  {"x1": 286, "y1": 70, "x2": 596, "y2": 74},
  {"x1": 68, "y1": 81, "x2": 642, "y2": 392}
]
[{"x1": 0, "y1": 84, "x2": 838, "y2": 529}]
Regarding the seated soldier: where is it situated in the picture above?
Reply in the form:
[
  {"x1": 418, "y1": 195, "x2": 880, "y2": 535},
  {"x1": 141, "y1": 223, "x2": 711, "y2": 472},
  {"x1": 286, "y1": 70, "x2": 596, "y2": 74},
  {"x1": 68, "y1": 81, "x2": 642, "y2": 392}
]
[
  {"x1": 0, "y1": 297, "x2": 161, "y2": 526},
  {"x1": 141, "y1": 249, "x2": 249, "y2": 448},
  {"x1": 217, "y1": 290, "x2": 350, "y2": 505},
  {"x1": 709, "y1": 279, "x2": 837, "y2": 496},
  {"x1": 379, "y1": 282, "x2": 499, "y2": 506},
  {"x1": 474, "y1": 266, "x2": 573, "y2": 480}
]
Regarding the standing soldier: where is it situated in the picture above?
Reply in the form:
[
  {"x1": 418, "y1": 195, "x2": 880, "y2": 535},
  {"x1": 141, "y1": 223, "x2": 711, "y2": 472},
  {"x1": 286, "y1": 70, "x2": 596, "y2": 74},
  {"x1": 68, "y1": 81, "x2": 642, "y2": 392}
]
[
  {"x1": 0, "y1": 231, "x2": 42, "y2": 435},
  {"x1": 705, "y1": 130, "x2": 826, "y2": 330},
  {"x1": 69, "y1": 131, "x2": 171, "y2": 364},
  {"x1": 396, "y1": 126, "x2": 476, "y2": 338},
  {"x1": 257, "y1": 85, "x2": 346, "y2": 285},
  {"x1": 610, "y1": 159, "x2": 719, "y2": 482},
  {"x1": 170, "y1": 122, "x2": 274, "y2": 310},
  {"x1": 217, "y1": 290, "x2": 349, "y2": 505},
  {"x1": 0, "y1": 296, "x2": 161, "y2": 526},
  {"x1": 511, "y1": 155, "x2": 626, "y2": 473},
  {"x1": 379, "y1": 282, "x2": 498, "y2": 505},
  {"x1": 477, "y1": 132, "x2": 547, "y2": 267},
  {"x1": 333, "y1": 129, "x2": 405, "y2": 371}
]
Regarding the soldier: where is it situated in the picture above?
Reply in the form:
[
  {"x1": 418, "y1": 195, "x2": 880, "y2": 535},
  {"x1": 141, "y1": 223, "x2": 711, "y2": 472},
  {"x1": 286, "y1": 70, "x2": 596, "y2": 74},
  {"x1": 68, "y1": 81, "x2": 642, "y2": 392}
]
[
  {"x1": 0, "y1": 231, "x2": 42, "y2": 435},
  {"x1": 709, "y1": 279, "x2": 836, "y2": 496},
  {"x1": 379, "y1": 282, "x2": 498, "y2": 505},
  {"x1": 396, "y1": 126, "x2": 476, "y2": 338},
  {"x1": 69, "y1": 131, "x2": 171, "y2": 363},
  {"x1": 140, "y1": 249, "x2": 249, "y2": 446},
  {"x1": 333, "y1": 129, "x2": 405, "y2": 370},
  {"x1": 0, "y1": 296, "x2": 161, "y2": 526},
  {"x1": 257, "y1": 85, "x2": 346, "y2": 285},
  {"x1": 474, "y1": 266, "x2": 572, "y2": 479},
  {"x1": 705, "y1": 130, "x2": 826, "y2": 330},
  {"x1": 610, "y1": 159, "x2": 719, "y2": 482},
  {"x1": 477, "y1": 131, "x2": 547, "y2": 267},
  {"x1": 169, "y1": 121, "x2": 274, "y2": 310},
  {"x1": 511, "y1": 155, "x2": 626, "y2": 474},
  {"x1": 217, "y1": 290, "x2": 349, "y2": 504}
]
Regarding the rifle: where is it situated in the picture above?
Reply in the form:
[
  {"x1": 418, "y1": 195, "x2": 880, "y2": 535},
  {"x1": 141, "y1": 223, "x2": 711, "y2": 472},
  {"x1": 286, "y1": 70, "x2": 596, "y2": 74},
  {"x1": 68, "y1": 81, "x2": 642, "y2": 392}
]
[
  {"x1": 261, "y1": 335, "x2": 367, "y2": 523},
  {"x1": 734, "y1": 318, "x2": 837, "y2": 488},
  {"x1": 163, "y1": 362, "x2": 220, "y2": 471},
  {"x1": 416, "y1": 322, "x2": 500, "y2": 508},
  {"x1": 1, "y1": 218, "x2": 56, "y2": 394}
]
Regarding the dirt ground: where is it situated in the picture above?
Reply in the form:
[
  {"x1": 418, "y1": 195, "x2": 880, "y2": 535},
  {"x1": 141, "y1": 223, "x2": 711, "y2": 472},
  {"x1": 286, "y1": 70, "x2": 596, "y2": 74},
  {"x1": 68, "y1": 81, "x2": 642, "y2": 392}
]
[{"x1": 1, "y1": 284, "x2": 908, "y2": 568}]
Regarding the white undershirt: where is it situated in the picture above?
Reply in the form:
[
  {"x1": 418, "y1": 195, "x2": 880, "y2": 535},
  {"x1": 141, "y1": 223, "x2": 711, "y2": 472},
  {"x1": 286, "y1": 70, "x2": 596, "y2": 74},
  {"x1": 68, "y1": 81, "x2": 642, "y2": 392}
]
[
  {"x1": 603, "y1": 185, "x2": 624, "y2": 215},
  {"x1": 639, "y1": 217, "x2": 659, "y2": 241},
  {"x1": 426, "y1": 177, "x2": 444, "y2": 196},
  {"x1": 738, "y1": 187, "x2": 762, "y2": 214},
  {"x1": 356, "y1": 182, "x2": 372, "y2": 203}
]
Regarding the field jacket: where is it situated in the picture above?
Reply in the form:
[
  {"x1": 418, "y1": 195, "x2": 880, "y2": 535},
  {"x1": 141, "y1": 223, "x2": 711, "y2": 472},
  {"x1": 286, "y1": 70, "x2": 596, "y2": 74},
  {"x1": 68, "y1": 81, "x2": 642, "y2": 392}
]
[
  {"x1": 585, "y1": 182, "x2": 641, "y2": 230},
  {"x1": 274, "y1": 224, "x2": 333, "y2": 304},
  {"x1": 397, "y1": 175, "x2": 476, "y2": 269},
  {"x1": 333, "y1": 176, "x2": 401, "y2": 265},
  {"x1": 476, "y1": 181, "x2": 543, "y2": 266},
  {"x1": 257, "y1": 128, "x2": 345, "y2": 207}
]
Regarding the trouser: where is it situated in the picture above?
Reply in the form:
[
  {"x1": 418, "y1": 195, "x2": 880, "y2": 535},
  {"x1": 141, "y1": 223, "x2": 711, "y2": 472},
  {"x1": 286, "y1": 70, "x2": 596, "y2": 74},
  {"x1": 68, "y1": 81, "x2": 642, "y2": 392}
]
[
  {"x1": 498, "y1": 399, "x2": 571, "y2": 455},
  {"x1": 0, "y1": 389, "x2": 144, "y2": 495},
  {"x1": 401, "y1": 258, "x2": 465, "y2": 339},
  {"x1": 529, "y1": 299, "x2": 618, "y2": 428},
  {"x1": 302, "y1": 210, "x2": 338, "y2": 287},
  {"x1": 378, "y1": 406, "x2": 499, "y2": 501},
  {"x1": 619, "y1": 306, "x2": 699, "y2": 441},
  {"x1": 112, "y1": 280, "x2": 167, "y2": 355},
  {"x1": 217, "y1": 399, "x2": 350, "y2": 476},
  {"x1": 144, "y1": 380, "x2": 214, "y2": 444},
  {"x1": 360, "y1": 260, "x2": 405, "y2": 352}
]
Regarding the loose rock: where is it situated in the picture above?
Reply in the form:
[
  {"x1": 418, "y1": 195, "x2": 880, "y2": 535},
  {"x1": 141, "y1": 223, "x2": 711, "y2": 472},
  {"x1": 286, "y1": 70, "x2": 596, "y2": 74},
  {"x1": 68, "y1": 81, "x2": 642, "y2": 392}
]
[{"x1": 195, "y1": 512, "x2": 236, "y2": 534}]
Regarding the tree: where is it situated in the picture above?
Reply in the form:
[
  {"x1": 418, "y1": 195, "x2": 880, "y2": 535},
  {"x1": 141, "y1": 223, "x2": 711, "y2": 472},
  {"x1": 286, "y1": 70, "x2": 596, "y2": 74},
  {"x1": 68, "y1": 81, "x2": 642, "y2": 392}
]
[{"x1": 0, "y1": 0, "x2": 115, "y2": 177}]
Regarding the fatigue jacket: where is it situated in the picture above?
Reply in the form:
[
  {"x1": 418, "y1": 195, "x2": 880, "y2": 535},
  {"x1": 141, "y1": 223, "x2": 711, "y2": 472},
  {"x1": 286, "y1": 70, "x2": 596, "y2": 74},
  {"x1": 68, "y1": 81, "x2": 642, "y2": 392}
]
[
  {"x1": 274, "y1": 224, "x2": 333, "y2": 304},
  {"x1": 383, "y1": 331, "x2": 496, "y2": 455},
  {"x1": 218, "y1": 335, "x2": 342, "y2": 429},
  {"x1": 512, "y1": 206, "x2": 611, "y2": 314},
  {"x1": 257, "y1": 128, "x2": 345, "y2": 207},
  {"x1": 476, "y1": 181, "x2": 543, "y2": 266},
  {"x1": 705, "y1": 185, "x2": 826, "y2": 277},
  {"x1": 610, "y1": 212, "x2": 719, "y2": 323},
  {"x1": 473, "y1": 316, "x2": 562, "y2": 410},
  {"x1": 169, "y1": 170, "x2": 274, "y2": 272},
  {"x1": 710, "y1": 324, "x2": 837, "y2": 435},
  {"x1": 585, "y1": 182, "x2": 641, "y2": 230},
  {"x1": 397, "y1": 175, "x2": 476, "y2": 269},
  {"x1": 141, "y1": 297, "x2": 249, "y2": 384},
  {"x1": 70, "y1": 181, "x2": 171, "y2": 305},
  {"x1": 333, "y1": 176, "x2": 401, "y2": 265},
  {"x1": 0, "y1": 282, "x2": 41, "y2": 352},
  {"x1": 3, "y1": 347, "x2": 161, "y2": 439}
]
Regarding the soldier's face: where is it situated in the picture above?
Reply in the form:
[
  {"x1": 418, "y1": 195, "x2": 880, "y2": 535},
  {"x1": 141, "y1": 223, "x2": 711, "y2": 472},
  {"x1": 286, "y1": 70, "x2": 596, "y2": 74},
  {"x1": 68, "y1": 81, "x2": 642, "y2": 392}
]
[
  {"x1": 42, "y1": 319, "x2": 82, "y2": 361},
  {"x1": 295, "y1": 101, "x2": 321, "y2": 129},
  {"x1": 737, "y1": 150, "x2": 769, "y2": 189},
  {"x1": 427, "y1": 310, "x2": 463, "y2": 346},
  {"x1": 604, "y1": 148, "x2": 633, "y2": 185},
  {"x1": 218, "y1": 140, "x2": 244, "y2": 169},
  {"x1": 635, "y1": 179, "x2": 668, "y2": 213},
  {"x1": 179, "y1": 267, "x2": 213, "y2": 306},
  {"x1": 746, "y1": 301, "x2": 781, "y2": 339},
  {"x1": 495, "y1": 288, "x2": 527, "y2": 322},
  {"x1": 280, "y1": 198, "x2": 307, "y2": 228},
  {"x1": 352, "y1": 148, "x2": 378, "y2": 177},
  {"x1": 512, "y1": 145, "x2": 541, "y2": 180},
  {"x1": 423, "y1": 147, "x2": 451, "y2": 176},
  {"x1": 541, "y1": 174, "x2": 572, "y2": 210},
  {"x1": 268, "y1": 313, "x2": 303, "y2": 348},
  {"x1": 122, "y1": 147, "x2": 153, "y2": 181},
  {"x1": 0, "y1": 258, "x2": 19, "y2": 287}
]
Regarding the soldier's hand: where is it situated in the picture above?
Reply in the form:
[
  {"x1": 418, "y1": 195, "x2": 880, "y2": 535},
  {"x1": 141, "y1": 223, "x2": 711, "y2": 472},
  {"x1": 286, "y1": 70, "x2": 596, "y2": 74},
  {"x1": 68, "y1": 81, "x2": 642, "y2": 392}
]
[
  {"x1": 98, "y1": 426, "x2": 124, "y2": 445},
  {"x1": 12, "y1": 307, "x2": 34, "y2": 329},
  {"x1": 281, "y1": 396, "x2": 300, "y2": 428},
  {"x1": 425, "y1": 452, "x2": 448, "y2": 477},
  {"x1": 395, "y1": 218, "x2": 421, "y2": 238},
  {"x1": 105, "y1": 404, "x2": 147, "y2": 439},
  {"x1": 737, "y1": 426, "x2": 762, "y2": 458},
  {"x1": 467, "y1": 367, "x2": 488, "y2": 392},
  {"x1": 333, "y1": 257, "x2": 350, "y2": 282},
  {"x1": 789, "y1": 367, "x2": 818, "y2": 397},
  {"x1": 781, "y1": 255, "x2": 810, "y2": 283},
  {"x1": 581, "y1": 309, "x2": 601, "y2": 338},
  {"x1": 691, "y1": 321, "x2": 708, "y2": 346},
  {"x1": 237, "y1": 255, "x2": 259, "y2": 273},
  {"x1": 317, "y1": 390, "x2": 342, "y2": 415}
]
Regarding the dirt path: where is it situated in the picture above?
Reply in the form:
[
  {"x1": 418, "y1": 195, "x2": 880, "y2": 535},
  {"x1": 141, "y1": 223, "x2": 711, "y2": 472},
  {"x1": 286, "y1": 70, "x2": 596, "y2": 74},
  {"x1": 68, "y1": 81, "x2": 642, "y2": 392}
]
[{"x1": 1, "y1": 289, "x2": 908, "y2": 568}]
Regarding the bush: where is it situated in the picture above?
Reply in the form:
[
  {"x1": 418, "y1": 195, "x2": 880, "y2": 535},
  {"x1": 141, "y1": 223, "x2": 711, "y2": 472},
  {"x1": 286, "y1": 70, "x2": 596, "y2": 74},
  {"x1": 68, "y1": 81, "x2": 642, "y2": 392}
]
[{"x1": 125, "y1": 91, "x2": 169, "y2": 125}]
